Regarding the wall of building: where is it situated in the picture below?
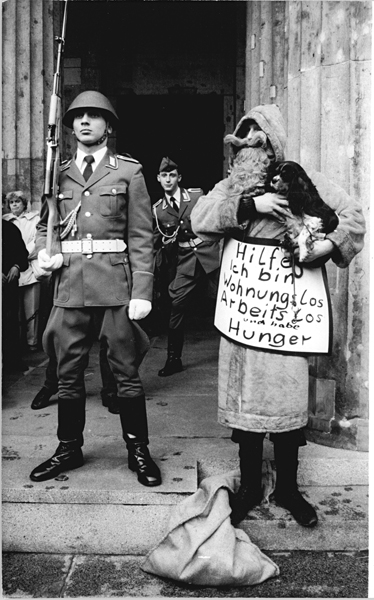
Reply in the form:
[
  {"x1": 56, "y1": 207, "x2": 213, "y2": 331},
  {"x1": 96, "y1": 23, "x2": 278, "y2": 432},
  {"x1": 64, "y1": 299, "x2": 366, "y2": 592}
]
[
  {"x1": 1, "y1": 0, "x2": 58, "y2": 208},
  {"x1": 2, "y1": 0, "x2": 370, "y2": 450},
  {"x1": 245, "y1": 1, "x2": 370, "y2": 450}
]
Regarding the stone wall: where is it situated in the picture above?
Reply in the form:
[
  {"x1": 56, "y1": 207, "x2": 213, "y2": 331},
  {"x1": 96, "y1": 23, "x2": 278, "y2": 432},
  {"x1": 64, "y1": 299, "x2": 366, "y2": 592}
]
[{"x1": 245, "y1": 1, "x2": 370, "y2": 449}]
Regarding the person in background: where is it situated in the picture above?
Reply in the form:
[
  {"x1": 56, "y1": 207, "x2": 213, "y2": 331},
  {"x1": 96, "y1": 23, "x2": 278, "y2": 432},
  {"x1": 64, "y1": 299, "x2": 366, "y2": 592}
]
[
  {"x1": 190, "y1": 104, "x2": 366, "y2": 528},
  {"x1": 153, "y1": 157, "x2": 220, "y2": 377},
  {"x1": 2, "y1": 194, "x2": 29, "y2": 372},
  {"x1": 3, "y1": 191, "x2": 41, "y2": 352},
  {"x1": 29, "y1": 90, "x2": 161, "y2": 487}
]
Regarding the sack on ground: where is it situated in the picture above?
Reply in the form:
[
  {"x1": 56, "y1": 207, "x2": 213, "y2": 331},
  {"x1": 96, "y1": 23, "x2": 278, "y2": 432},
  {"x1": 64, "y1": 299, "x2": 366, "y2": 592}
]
[{"x1": 142, "y1": 470, "x2": 279, "y2": 586}]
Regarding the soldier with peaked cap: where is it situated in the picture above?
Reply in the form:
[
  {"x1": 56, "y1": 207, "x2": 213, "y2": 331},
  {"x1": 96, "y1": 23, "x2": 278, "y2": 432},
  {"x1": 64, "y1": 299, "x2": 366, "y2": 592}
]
[
  {"x1": 153, "y1": 156, "x2": 220, "y2": 376},
  {"x1": 30, "y1": 90, "x2": 161, "y2": 487}
]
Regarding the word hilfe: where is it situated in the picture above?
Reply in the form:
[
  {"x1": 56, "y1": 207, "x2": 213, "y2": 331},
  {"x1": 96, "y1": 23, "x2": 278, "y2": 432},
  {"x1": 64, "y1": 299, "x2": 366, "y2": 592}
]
[{"x1": 229, "y1": 243, "x2": 301, "y2": 284}]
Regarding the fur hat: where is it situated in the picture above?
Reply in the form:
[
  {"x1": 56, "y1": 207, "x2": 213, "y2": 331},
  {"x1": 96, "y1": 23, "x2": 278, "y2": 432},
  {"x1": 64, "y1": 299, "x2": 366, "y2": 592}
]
[{"x1": 232, "y1": 104, "x2": 286, "y2": 162}]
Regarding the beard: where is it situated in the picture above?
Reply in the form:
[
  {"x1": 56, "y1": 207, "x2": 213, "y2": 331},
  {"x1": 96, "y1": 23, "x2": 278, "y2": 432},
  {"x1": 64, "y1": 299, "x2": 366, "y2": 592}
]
[{"x1": 227, "y1": 145, "x2": 271, "y2": 197}]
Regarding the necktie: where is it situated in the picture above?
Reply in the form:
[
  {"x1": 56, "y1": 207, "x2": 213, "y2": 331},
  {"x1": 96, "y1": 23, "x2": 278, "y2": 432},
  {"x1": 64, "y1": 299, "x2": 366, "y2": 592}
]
[
  {"x1": 83, "y1": 155, "x2": 95, "y2": 181},
  {"x1": 170, "y1": 196, "x2": 179, "y2": 212}
]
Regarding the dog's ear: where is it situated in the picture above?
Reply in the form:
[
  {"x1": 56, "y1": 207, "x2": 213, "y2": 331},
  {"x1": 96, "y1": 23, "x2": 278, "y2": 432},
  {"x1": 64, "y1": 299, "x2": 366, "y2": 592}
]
[
  {"x1": 296, "y1": 176, "x2": 310, "y2": 193},
  {"x1": 286, "y1": 175, "x2": 310, "y2": 215}
]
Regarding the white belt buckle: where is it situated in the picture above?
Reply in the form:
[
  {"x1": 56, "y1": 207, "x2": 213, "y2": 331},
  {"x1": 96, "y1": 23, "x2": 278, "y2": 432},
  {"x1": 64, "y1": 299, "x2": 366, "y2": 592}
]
[{"x1": 81, "y1": 237, "x2": 94, "y2": 255}]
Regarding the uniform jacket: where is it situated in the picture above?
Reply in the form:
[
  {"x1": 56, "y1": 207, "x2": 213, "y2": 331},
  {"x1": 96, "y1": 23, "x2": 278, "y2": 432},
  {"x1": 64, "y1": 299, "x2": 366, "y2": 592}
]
[
  {"x1": 153, "y1": 187, "x2": 220, "y2": 277},
  {"x1": 190, "y1": 104, "x2": 366, "y2": 433},
  {"x1": 3, "y1": 210, "x2": 40, "y2": 286},
  {"x1": 36, "y1": 149, "x2": 154, "y2": 307}
]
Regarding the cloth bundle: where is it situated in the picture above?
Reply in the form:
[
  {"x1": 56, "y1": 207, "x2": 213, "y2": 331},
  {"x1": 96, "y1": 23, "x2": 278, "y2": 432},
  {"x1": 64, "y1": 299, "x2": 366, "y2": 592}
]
[{"x1": 142, "y1": 470, "x2": 279, "y2": 587}]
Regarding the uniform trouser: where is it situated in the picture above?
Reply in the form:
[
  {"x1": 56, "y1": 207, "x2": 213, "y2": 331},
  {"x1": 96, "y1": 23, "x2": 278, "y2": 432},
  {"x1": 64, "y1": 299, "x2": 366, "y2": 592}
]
[
  {"x1": 168, "y1": 261, "x2": 218, "y2": 330},
  {"x1": 43, "y1": 305, "x2": 144, "y2": 401},
  {"x1": 99, "y1": 338, "x2": 117, "y2": 396},
  {"x1": 43, "y1": 339, "x2": 116, "y2": 396},
  {"x1": 19, "y1": 282, "x2": 40, "y2": 348}
]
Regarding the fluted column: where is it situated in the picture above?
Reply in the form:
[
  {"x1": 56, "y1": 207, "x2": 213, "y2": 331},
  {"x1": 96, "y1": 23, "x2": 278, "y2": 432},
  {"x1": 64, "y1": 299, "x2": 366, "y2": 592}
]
[{"x1": 2, "y1": 0, "x2": 54, "y2": 210}]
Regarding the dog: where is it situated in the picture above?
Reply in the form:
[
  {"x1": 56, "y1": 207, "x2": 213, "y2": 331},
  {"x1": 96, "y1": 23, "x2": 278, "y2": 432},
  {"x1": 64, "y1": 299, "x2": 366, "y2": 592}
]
[{"x1": 268, "y1": 161, "x2": 339, "y2": 261}]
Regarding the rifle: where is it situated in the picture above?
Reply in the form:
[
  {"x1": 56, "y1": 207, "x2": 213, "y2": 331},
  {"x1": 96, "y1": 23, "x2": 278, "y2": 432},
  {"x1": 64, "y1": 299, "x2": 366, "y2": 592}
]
[{"x1": 44, "y1": 0, "x2": 68, "y2": 257}]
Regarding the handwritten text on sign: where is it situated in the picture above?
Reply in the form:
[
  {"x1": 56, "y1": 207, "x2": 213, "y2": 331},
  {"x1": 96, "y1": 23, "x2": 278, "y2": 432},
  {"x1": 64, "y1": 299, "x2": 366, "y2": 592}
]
[{"x1": 214, "y1": 238, "x2": 331, "y2": 354}]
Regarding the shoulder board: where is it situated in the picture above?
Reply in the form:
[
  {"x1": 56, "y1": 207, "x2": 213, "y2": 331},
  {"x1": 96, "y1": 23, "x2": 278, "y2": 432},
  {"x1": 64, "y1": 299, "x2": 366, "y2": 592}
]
[
  {"x1": 60, "y1": 159, "x2": 72, "y2": 171},
  {"x1": 117, "y1": 154, "x2": 140, "y2": 164},
  {"x1": 153, "y1": 199, "x2": 163, "y2": 209},
  {"x1": 187, "y1": 188, "x2": 203, "y2": 193}
]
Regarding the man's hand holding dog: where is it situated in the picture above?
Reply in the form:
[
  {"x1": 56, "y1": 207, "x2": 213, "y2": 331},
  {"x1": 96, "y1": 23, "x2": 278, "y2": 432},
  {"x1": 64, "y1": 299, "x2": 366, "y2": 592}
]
[
  {"x1": 253, "y1": 192, "x2": 290, "y2": 220},
  {"x1": 300, "y1": 239, "x2": 335, "y2": 263}
]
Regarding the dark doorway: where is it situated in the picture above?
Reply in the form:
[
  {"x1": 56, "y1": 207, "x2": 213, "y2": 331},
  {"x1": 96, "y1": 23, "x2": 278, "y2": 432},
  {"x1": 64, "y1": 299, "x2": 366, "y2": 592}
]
[{"x1": 116, "y1": 95, "x2": 224, "y2": 201}]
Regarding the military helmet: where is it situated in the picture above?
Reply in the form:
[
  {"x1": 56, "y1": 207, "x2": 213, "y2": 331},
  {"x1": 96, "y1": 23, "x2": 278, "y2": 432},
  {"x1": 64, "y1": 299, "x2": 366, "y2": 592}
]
[{"x1": 63, "y1": 91, "x2": 119, "y2": 129}]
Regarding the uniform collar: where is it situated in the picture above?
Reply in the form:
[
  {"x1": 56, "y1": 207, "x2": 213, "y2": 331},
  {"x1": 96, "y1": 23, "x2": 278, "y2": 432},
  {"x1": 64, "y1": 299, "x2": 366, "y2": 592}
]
[
  {"x1": 75, "y1": 146, "x2": 108, "y2": 173},
  {"x1": 165, "y1": 187, "x2": 181, "y2": 203}
]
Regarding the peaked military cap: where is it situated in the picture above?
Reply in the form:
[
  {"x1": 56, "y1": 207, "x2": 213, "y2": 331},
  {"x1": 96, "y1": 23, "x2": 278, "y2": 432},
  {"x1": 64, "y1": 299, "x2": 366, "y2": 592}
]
[{"x1": 159, "y1": 157, "x2": 179, "y2": 173}]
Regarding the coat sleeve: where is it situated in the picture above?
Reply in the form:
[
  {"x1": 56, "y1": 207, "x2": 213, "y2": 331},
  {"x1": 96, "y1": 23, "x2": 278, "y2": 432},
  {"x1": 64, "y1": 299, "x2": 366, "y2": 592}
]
[
  {"x1": 4, "y1": 220, "x2": 29, "y2": 273},
  {"x1": 309, "y1": 170, "x2": 366, "y2": 268},
  {"x1": 191, "y1": 178, "x2": 244, "y2": 242},
  {"x1": 127, "y1": 164, "x2": 154, "y2": 301}
]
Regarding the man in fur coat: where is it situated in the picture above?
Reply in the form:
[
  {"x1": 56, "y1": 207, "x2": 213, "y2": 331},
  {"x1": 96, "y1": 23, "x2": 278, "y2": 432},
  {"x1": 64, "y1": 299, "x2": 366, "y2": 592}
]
[{"x1": 191, "y1": 104, "x2": 366, "y2": 528}]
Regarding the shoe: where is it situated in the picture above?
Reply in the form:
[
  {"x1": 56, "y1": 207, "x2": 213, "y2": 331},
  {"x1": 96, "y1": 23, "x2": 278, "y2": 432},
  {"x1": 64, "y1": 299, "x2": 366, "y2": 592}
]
[
  {"x1": 29, "y1": 443, "x2": 84, "y2": 482},
  {"x1": 101, "y1": 391, "x2": 120, "y2": 414},
  {"x1": 158, "y1": 356, "x2": 183, "y2": 377},
  {"x1": 274, "y1": 488, "x2": 318, "y2": 527},
  {"x1": 127, "y1": 442, "x2": 162, "y2": 487},
  {"x1": 31, "y1": 387, "x2": 57, "y2": 410},
  {"x1": 230, "y1": 485, "x2": 263, "y2": 526}
]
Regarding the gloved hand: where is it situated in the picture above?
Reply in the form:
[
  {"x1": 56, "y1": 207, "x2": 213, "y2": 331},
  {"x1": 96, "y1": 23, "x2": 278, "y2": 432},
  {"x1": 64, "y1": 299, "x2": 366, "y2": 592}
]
[
  {"x1": 38, "y1": 249, "x2": 64, "y2": 272},
  {"x1": 129, "y1": 299, "x2": 152, "y2": 320}
]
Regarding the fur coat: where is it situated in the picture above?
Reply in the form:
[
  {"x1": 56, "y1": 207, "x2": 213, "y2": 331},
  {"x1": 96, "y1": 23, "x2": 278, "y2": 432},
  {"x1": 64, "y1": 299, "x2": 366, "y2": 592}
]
[{"x1": 190, "y1": 105, "x2": 366, "y2": 434}]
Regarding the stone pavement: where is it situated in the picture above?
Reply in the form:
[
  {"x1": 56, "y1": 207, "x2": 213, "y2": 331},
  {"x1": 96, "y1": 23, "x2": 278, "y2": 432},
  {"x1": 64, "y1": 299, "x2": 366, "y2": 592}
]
[{"x1": 2, "y1": 315, "x2": 369, "y2": 597}]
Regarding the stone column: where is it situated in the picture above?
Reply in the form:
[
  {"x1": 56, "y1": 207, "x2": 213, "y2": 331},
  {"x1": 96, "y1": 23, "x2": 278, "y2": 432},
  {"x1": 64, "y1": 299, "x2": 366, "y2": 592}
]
[{"x1": 2, "y1": 0, "x2": 54, "y2": 210}]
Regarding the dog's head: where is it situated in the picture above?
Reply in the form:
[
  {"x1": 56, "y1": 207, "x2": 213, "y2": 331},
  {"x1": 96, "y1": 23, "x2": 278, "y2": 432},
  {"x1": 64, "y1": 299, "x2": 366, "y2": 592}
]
[
  {"x1": 269, "y1": 160, "x2": 339, "y2": 234},
  {"x1": 269, "y1": 161, "x2": 322, "y2": 216},
  {"x1": 269, "y1": 161, "x2": 309, "y2": 195}
]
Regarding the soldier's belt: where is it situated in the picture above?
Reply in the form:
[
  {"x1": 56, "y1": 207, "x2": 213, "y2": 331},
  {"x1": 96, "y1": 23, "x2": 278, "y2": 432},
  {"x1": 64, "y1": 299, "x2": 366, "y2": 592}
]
[
  {"x1": 61, "y1": 238, "x2": 127, "y2": 254},
  {"x1": 179, "y1": 237, "x2": 203, "y2": 248}
]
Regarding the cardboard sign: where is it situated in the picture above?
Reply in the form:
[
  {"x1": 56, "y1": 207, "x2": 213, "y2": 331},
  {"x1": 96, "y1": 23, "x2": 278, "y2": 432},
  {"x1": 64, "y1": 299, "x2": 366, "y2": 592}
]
[{"x1": 214, "y1": 238, "x2": 332, "y2": 354}]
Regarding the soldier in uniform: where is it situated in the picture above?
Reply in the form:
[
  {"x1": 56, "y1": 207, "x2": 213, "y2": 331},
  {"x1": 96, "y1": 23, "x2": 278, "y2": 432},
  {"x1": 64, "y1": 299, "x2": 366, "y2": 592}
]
[
  {"x1": 153, "y1": 157, "x2": 220, "y2": 377},
  {"x1": 29, "y1": 91, "x2": 161, "y2": 487}
]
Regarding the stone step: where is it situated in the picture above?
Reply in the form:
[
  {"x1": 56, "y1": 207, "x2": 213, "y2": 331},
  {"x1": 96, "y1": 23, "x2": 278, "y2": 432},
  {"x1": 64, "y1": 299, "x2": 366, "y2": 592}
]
[
  {"x1": 2, "y1": 328, "x2": 368, "y2": 555},
  {"x1": 2, "y1": 436, "x2": 368, "y2": 554}
]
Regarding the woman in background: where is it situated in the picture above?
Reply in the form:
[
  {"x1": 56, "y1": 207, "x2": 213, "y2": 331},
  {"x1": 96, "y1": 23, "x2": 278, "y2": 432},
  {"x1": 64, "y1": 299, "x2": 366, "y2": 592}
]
[{"x1": 3, "y1": 191, "x2": 41, "y2": 351}]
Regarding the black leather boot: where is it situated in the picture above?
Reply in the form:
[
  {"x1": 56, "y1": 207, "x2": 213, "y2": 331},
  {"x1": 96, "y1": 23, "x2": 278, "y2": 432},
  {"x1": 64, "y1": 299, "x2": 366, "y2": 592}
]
[
  {"x1": 273, "y1": 435, "x2": 318, "y2": 528},
  {"x1": 230, "y1": 431, "x2": 265, "y2": 526},
  {"x1": 126, "y1": 440, "x2": 161, "y2": 487},
  {"x1": 101, "y1": 390, "x2": 120, "y2": 414},
  {"x1": 119, "y1": 394, "x2": 161, "y2": 487},
  {"x1": 31, "y1": 386, "x2": 58, "y2": 410},
  {"x1": 99, "y1": 339, "x2": 119, "y2": 414},
  {"x1": 30, "y1": 397, "x2": 86, "y2": 482},
  {"x1": 31, "y1": 355, "x2": 59, "y2": 410},
  {"x1": 29, "y1": 441, "x2": 84, "y2": 482},
  {"x1": 158, "y1": 327, "x2": 184, "y2": 377}
]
